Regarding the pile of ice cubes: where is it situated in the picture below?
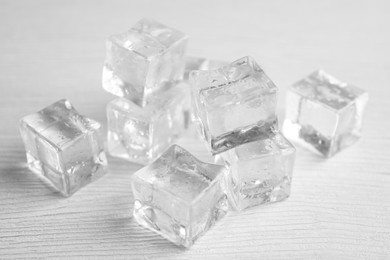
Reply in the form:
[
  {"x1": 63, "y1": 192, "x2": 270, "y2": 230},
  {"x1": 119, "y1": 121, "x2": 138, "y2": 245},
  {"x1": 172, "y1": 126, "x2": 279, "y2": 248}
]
[{"x1": 19, "y1": 18, "x2": 368, "y2": 248}]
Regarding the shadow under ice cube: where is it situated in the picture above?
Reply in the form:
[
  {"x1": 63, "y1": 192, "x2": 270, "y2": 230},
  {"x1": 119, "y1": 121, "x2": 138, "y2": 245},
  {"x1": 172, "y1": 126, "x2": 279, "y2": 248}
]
[
  {"x1": 190, "y1": 56, "x2": 278, "y2": 154},
  {"x1": 19, "y1": 99, "x2": 107, "y2": 196},
  {"x1": 131, "y1": 145, "x2": 228, "y2": 248},
  {"x1": 102, "y1": 17, "x2": 188, "y2": 106},
  {"x1": 216, "y1": 132, "x2": 295, "y2": 211},
  {"x1": 107, "y1": 82, "x2": 189, "y2": 165},
  {"x1": 283, "y1": 70, "x2": 368, "y2": 157}
]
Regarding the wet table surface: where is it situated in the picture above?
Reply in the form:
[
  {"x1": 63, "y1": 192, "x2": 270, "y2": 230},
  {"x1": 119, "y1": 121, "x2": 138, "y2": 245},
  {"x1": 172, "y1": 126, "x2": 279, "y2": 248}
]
[{"x1": 1, "y1": 0, "x2": 389, "y2": 259}]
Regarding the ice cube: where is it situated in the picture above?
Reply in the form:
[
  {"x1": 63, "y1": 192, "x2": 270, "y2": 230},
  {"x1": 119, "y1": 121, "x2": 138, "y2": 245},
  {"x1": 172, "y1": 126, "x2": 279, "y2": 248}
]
[
  {"x1": 102, "y1": 18, "x2": 189, "y2": 106},
  {"x1": 107, "y1": 82, "x2": 189, "y2": 165},
  {"x1": 216, "y1": 132, "x2": 295, "y2": 211},
  {"x1": 131, "y1": 144, "x2": 228, "y2": 248},
  {"x1": 19, "y1": 99, "x2": 107, "y2": 196},
  {"x1": 283, "y1": 70, "x2": 368, "y2": 157},
  {"x1": 190, "y1": 56, "x2": 278, "y2": 154}
]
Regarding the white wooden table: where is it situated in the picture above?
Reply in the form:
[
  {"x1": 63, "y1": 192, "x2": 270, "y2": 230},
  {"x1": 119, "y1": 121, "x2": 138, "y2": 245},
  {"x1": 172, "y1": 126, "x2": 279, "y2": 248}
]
[{"x1": 1, "y1": 1, "x2": 389, "y2": 259}]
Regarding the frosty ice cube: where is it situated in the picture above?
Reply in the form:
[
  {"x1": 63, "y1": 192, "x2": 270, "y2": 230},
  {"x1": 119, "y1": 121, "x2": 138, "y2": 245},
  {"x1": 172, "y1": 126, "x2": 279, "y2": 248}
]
[
  {"x1": 184, "y1": 56, "x2": 228, "y2": 80},
  {"x1": 102, "y1": 18, "x2": 188, "y2": 106},
  {"x1": 283, "y1": 70, "x2": 368, "y2": 157},
  {"x1": 216, "y1": 132, "x2": 295, "y2": 211},
  {"x1": 19, "y1": 99, "x2": 107, "y2": 196},
  {"x1": 131, "y1": 145, "x2": 228, "y2": 248},
  {"x1": 107, "y1": 82, "x2": 189, "y2": 165},
  {"x1": 190, "y1": 56, "x2": 278, "y2": 154}
]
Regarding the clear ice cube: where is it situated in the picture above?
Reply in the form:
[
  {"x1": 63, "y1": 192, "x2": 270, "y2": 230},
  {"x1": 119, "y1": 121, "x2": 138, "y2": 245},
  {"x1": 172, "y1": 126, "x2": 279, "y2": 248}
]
[
  {"x1": 283, "y1": 70, "x2": 368, "y2": 157},
  {"x1": 107, "y1": 82, "x2": 189, "y2": 165},
  {"x1": 102, "y1": 18, "x2": 188, "y2": 107},
  {"x1": 19, "y1": 99, "x2": 107, "y2": 196},
  {"x1": 190, "y1": 56, "x2": 278, "y2": 154},
  {"x1": 131, "y1": 145, "x2": 228, "y2": 248},
  {"x1": 216, "y1": 132, "x2": 295, "y2": 211}
]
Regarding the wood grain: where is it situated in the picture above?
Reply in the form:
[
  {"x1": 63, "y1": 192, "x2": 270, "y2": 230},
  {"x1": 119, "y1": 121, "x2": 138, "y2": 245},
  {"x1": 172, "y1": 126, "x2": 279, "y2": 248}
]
[{"x1": 1, "y1": 0, "x2": 389, "y2": 259}]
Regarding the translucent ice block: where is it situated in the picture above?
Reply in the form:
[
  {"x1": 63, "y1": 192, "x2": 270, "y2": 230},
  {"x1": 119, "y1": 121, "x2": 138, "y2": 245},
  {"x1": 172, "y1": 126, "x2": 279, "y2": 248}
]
[
  {"x1": 131, "y1": 145, "x2": 228, "y2": 248},
  {"x1": 190, "y1": 56, "x2": 278, "y2": 154},
  {"x1": 102, "y1": 18, "x2": 188, "y2": 107},
  {"x1": 107, "y1": 82, "x2": 189, "y2": 165},
  {"x1": 283, "y1": 70, "x2": 368, "y2": 157},
  {"x1": 216, "y1": 132, "x2": 295, "y2": 211},
  {"x1": 19, "y1": 99, "x2": 107, "y2": 196}
]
